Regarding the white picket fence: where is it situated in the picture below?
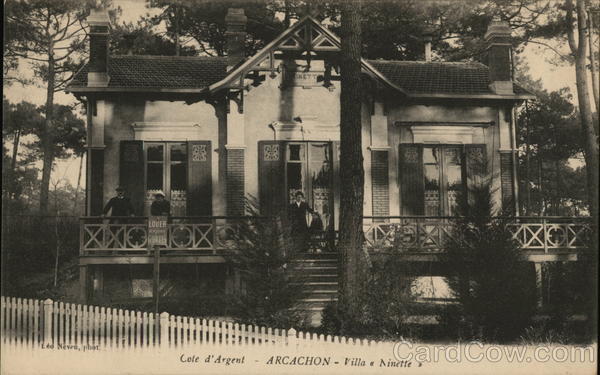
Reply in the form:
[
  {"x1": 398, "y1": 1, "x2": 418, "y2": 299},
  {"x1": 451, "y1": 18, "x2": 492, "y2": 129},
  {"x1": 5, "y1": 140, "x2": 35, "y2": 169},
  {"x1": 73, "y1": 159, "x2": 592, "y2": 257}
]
[{"x1": 1, "y1": 296, "x2": 386, "y2": 350}]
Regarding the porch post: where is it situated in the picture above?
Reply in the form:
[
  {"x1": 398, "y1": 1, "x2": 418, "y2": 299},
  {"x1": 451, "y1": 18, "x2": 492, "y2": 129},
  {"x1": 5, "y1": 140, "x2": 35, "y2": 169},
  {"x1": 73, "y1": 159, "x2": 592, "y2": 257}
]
[
  {"x1": 226, "y1": 95, "x2": 246, "y2": 215},
  {"x1": 369, "y1": 101, "x2": 390, "y2": 218},
  {"x1": 79, "y1": 264, "x2": 88, "y2": 304},
  {"x1": 534, "y1": 262, "x2": 543, "y2": 309}
]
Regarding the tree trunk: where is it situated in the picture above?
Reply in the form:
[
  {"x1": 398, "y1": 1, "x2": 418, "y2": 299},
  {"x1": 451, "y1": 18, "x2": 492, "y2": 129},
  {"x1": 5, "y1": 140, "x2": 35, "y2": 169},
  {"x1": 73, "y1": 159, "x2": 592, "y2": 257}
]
[
  {"x1": 10, "y1": 127, "x2": 21, "y2": 176},
  {"x1": 573, "y1": 0, "x2": 599, "y2": 224},
  {"x1": 39, "y1": 50, "x2": 56, "y2": 215},
  {"x1": 554, "y1": 158, "x2": 560, "y2": 215},
  {"x1": 573, "y1": 0, "x2": 599, "y2": 336},
  {"x1": 8, "y1": 126, "x2": 22, "y2": 203},
  {"x1": 525, "y1": 101, "x2": 531, "y2": 214},
  {"x1": 73, "y1": 154, "x2": 84, "y2": 215},
  {"x1": 175, "y1": 4, "x2": 180, "y2": 56},
  {"x1": 338, "y1": 0, "x2": 365, "y2": 310},
  {"x1": 538, "y1": 158, "x2": 543, "y2": 216},
  {"x1": 588, "y1": 8, "x2": 599, "y2": 112}
]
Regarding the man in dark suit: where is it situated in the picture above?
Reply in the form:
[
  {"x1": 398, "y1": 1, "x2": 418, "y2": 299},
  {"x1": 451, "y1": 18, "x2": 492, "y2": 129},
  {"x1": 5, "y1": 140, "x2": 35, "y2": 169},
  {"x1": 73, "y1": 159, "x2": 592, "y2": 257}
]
[
  {"x1": 288, "y1": 191, "x2": 313, "y2": 252},
  {"x1": 102, "y1": 186, "x2": 135, "y2": 218}
]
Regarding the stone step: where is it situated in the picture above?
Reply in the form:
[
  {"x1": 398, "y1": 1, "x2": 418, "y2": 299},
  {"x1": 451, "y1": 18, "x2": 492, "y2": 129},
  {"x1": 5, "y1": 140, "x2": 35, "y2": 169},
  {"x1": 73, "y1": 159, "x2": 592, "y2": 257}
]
[
  {"x1": 295, "y1": 282, "x2": 338, "y2": 290},
  {"x1": 292, "y1": 266, "x2": 338, "y2": 278},
  {"x1": 301, "y1": 291, "x2": 338, "y2": 299},
  {"x1": 295, "y1": 252, "x2": 338, "y2": 259},
  {"x1": 290, "y1": 261, "x2": 339, "y2": 269},
  {"x1": 298, "y1": 297, "x2": 338, "y2": 304},
  {"x1": 292, "y1": 281, "x2": 338, "y2": 288}
]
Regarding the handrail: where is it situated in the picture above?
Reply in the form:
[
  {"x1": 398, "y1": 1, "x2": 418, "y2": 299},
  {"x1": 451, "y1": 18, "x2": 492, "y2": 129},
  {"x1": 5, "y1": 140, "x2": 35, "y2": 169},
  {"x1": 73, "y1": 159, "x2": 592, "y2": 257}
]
[
  {"x1": 363, "y1": 216, "x2": 592, "y2": 220},
  {"x1": 79, "y1": 215, "x2": 272, "y2": 220}
]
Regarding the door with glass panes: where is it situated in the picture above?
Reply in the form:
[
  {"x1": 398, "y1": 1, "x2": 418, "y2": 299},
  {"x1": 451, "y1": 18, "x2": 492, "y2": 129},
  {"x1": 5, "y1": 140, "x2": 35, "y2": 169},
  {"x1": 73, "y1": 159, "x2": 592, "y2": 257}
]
[
  {"x1": 145, "y1": 142, "x2": 187, "y2": 216},
  {"x1": 423, "y1": 146, "x2": 464, "y2": 216},
  {"x1": 400, "y1": 144, "x2": 485, "y2": 216},
  {"x1": 286, "y1": 142, "x2": 333, "y2": 230}
]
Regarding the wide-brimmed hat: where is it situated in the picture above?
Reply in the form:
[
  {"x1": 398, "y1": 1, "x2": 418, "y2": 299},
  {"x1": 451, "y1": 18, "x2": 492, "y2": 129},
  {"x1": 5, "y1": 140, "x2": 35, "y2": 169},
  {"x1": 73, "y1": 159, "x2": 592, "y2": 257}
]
[{"x1": 154, "y1": 191, "x2": 165, "y2": 197}]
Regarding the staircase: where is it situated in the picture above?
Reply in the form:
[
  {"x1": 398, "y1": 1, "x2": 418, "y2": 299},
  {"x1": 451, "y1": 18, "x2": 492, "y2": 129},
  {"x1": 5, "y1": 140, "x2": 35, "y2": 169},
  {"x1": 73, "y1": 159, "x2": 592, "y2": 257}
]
[{"x1": 290, "y1": 251, "x2": 339, "y2": 326}]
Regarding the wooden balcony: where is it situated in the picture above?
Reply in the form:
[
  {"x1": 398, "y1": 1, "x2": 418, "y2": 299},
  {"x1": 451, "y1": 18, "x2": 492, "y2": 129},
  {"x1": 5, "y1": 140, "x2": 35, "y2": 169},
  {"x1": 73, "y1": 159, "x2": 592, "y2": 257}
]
[
  {"x1": 363, "y1": 216, "x2": 593, "y2": 261},
  {"x1": 79, "y1": 216, "x2": 592, "y2": 263}
]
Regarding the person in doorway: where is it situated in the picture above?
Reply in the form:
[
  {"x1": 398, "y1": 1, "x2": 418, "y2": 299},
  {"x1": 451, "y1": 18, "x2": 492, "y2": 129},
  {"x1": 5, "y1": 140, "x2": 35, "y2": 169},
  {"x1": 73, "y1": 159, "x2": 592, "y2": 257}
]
[
  {"x1": 288, "y1": 191, "x2": 314, "y2": 252},
  {"x1": 150, "y1": 191, "x2": 171, "y2": 216},
  {"x1": 309, "y1": 211, "x2": 325, "y2": 253},
  {"x1": 102, "y1": 186, "x2": 135, "y2": 218}
]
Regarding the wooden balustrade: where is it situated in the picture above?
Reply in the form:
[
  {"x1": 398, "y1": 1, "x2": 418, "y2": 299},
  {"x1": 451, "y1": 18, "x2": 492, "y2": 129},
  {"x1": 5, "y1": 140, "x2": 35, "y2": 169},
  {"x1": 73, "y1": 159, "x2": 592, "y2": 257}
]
[
  {"x1": 79, "y1": 216, "x2": 592, "y2": 255},
  {"x1": 362, "y1": 216, "x2": 592, "y2": 253}
]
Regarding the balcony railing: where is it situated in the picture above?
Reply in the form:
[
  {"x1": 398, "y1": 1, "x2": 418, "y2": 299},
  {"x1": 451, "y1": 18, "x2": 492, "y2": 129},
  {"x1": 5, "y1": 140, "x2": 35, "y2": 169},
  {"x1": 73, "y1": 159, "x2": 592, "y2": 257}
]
[
  {"x1": 363, "y1": 216, "x2": 592, "y2": 253},
  {"x1": 80, "y1": 216, "x2": 592, "y2": 256},
  {"x1": 79, "y1": 216, "x2": 247, "y2": 255}
]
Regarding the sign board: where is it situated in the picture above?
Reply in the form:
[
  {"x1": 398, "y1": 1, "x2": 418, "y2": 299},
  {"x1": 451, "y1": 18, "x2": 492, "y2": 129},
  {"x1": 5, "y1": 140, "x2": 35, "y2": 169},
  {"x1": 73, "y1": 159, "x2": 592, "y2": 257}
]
[
  {"x1": 148, "y1": 216, "x2": 168, "y2": 246},
  {"x1": 282, "y1": 69, "x2": 324, "y2": 88}
]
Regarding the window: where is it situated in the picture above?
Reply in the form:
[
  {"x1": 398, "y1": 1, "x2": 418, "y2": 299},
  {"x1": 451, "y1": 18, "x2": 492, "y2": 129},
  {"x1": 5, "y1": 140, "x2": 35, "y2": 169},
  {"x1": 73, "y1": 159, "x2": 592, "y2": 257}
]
[
  {"x1": 400, "y1": 144, "x2": 484, "y2": 216},
  {"x1": 285, "y1": 142, "x2": 333, "y2": 229},
  {"x1": 144, "y1": 142, "x2": 187, "y2": 216}
]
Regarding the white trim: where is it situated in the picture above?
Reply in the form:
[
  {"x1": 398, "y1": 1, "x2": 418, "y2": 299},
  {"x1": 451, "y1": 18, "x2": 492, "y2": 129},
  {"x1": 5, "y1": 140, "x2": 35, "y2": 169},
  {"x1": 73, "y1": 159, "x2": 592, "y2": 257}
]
[
  {"x1": 411, "y1": 125, "x2": 476, "y2": 144},
  {"x1": 269, "y1": 120, "x2": 340, "y2": 141},
  {"x1": 131, "y1": 122, "x2": 203, "y2": 141},
  {"x1": 224, "y1": 144, "x2": 247, "y2": 150}
]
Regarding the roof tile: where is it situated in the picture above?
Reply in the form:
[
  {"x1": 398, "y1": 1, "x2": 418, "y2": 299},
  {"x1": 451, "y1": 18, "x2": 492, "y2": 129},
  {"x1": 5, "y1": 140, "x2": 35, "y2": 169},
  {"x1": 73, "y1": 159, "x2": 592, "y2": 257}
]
[
  {"x1": 68, "y1": 54, "x2": 531, "y2": 97},
  {"x1": 68, "y1": 55, "x2": 227, "y2": 90},
  {"x1": 368, "y1": 60, "x2": 529, "y2": 96}
]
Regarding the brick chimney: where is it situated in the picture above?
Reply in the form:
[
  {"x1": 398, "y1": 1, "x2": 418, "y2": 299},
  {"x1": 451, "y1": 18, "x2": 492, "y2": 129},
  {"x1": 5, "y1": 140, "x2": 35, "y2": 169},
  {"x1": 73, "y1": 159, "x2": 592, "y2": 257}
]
[
  {"x1": 87, "y1": 9, "x2": 111, "y2": 87},
  {"x1": 225, "y1": 8, "x2": 247, "y2": 70},
  {"x1": 484, "y1": 17, "x2": 513, "y2": 95}
]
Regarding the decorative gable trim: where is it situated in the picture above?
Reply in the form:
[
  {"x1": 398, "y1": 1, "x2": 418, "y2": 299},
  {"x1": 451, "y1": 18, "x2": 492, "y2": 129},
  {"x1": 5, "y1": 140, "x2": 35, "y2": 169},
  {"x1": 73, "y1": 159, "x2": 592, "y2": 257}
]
[{"x1": 208, "y1": 16, "x2": 408, "y2": 96}]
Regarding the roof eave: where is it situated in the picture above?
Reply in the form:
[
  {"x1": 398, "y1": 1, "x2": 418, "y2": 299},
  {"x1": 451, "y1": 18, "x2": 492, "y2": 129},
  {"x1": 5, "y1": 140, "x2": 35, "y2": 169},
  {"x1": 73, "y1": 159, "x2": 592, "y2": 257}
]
[
  {"x1": 65, "y1": 86, "x2": 210, "y2": 94},
  {"x1": 407, "y1": 92, "x2": 536, "y2": 100}
]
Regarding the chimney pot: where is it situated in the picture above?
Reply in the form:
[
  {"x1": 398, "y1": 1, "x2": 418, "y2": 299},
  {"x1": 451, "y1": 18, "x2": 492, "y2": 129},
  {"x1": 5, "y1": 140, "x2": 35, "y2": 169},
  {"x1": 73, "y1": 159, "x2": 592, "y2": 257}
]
[
  {"x1": 87, "y1": 9, "x2": 111, "y2": 88},
  {"x1": 422, "y1": 25, "x2": 434, "y2": 62}
]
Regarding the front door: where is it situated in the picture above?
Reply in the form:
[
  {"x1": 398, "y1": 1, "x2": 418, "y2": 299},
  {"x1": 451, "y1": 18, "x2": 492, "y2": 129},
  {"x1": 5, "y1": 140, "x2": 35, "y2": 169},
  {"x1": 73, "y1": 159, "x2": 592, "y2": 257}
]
[
  {"x1": 285, "y1": 142, "x2": 333, "y2": 230},
  {"x1": 144, "y1": 142, "x2": 188, "y2": 216}
]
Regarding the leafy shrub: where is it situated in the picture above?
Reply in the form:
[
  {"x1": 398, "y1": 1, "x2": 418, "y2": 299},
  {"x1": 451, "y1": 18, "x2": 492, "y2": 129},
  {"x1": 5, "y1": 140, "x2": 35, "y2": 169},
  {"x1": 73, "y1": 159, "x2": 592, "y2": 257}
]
[
  {"x1": 226, "y1": 196, "x2": 309, "y2": 329},
  {"x1": 321, "y1": 254, "x2": 420, "y2": 340},
  {"x1": 441, "y1": 179, "x2": 537, "y2": 342}
]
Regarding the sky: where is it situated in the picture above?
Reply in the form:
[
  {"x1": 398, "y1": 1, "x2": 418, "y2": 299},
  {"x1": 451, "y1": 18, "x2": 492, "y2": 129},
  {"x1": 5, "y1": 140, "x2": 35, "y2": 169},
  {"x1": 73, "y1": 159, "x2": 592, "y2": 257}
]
[{"x1": 2, "y1": 0, "x2": 584, "y2": 187}]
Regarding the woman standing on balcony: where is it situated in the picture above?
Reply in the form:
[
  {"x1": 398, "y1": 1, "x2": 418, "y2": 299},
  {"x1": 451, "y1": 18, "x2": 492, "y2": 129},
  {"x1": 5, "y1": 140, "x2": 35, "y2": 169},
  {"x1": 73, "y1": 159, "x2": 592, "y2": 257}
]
[{"x1": 150, "y1": 191, "x2": 171, "y2": 216}]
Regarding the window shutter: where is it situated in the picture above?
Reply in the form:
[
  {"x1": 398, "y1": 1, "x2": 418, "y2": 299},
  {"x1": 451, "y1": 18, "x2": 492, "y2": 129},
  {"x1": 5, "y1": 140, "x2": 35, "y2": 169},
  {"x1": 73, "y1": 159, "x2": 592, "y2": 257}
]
[
  {"x1": 465, "y1": 144, "x2": 488, "y2": 208},
  {"x1": 119, "y1": 140, "x2": 145, "y2": 216},
  {"x1": 187, "y1": 141, "x2": 212, "y2": 216},
  {"x1": 399, "y1": 144, "x2": 424, "y2": 215},
  {"x1": 258, "y1": 141, "x2": 286, "y2": 216}
]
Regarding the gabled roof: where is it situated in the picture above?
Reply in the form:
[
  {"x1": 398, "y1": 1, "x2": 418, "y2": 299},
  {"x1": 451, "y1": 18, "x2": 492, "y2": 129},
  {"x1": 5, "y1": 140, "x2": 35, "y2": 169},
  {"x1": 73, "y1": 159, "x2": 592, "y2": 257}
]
[
  {"x1": 207, "y1": 16, "x2": 408, "y2": 95},
  {"x1": 66, "y1": 16, "x2": 534, "y2": 100},
  {"x1": 368, "y1": 60, "x2": 533, "y2": 98},
  {"x1": 67, "y1": 55, "x2": 227, "y2": 93}
]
